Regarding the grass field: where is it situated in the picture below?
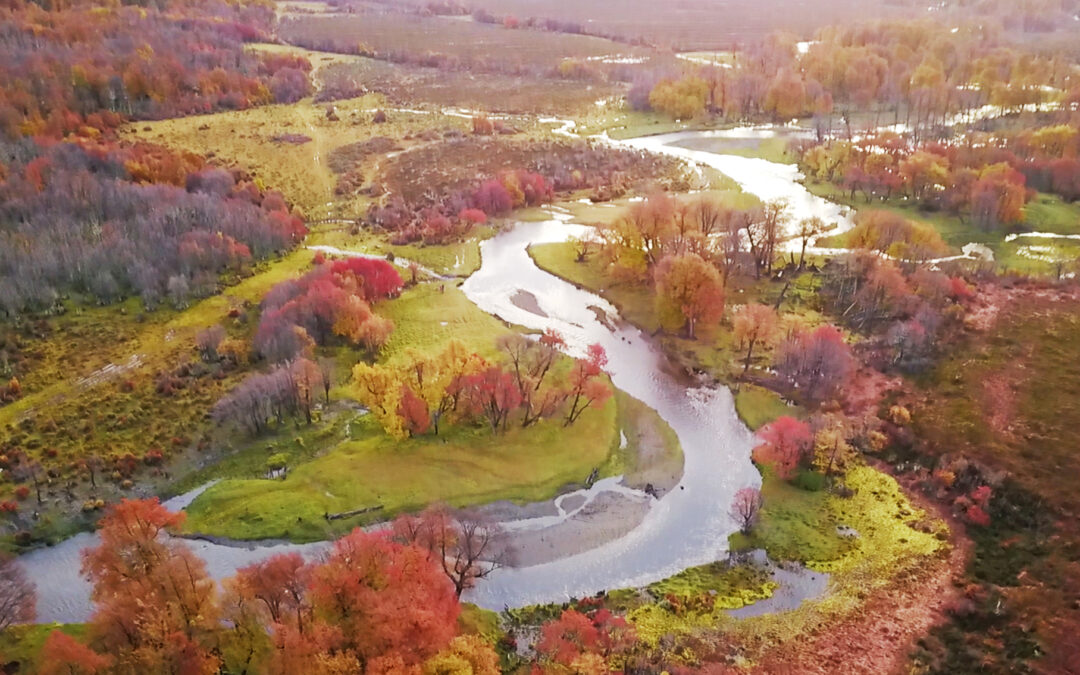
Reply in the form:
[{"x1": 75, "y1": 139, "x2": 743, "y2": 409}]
[
  {"x1": 179, "y1": 282, "x2": 625, "y2": 540},
  {"x1": 0, "y1": 245, "x2": 327, "y2": 547},
  {"x1": 0, "y1": 624, "x2": 88, "y2": 670},
  {"x1": 672, "y1": 135, "x2": 796, "y2": 164},
  {"x1": 182, "y1": 393, "x2": 617, "y2": 541},
  {"x1": 609, "y1": 461, "x2": 946, "y2": 652},
  {"x1": 912, "y1": 293, "x2": 1080, "y2": 518},
  {"x1": 729, "y1": 466, "x2": 854, "y2": 565},
  {"x1": 318, "y1": 57, "x2": 622, "y2": 116},
  {"x1": 123, "y1": 96, "x2": 469, "y2": 217},
  {"x1": 902, "y1": 289, "x2": 1080, "y2": 671},
  {"x1": 734, "y1": 384, "x2": 798, "y2": 431}
]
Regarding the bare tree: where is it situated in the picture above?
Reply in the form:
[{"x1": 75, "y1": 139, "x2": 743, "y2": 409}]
[
  {"x1": 730, "y1": 487, "x2": 763, "y2": 535},
  {"x1": 317, "y1": 357, "x2": 334, "y2": 404},
  {"x1": 713, "y1": 214, "x2": 745, "y2": 284},
  {"x1": 0, "y1": 554, "x2": 36, "y2": 631},
  {"x1": 82, "y1": 455, "x2": 103, "y2": 489},
  {"x1": 195, "y1": 324, "x2": 226, "y2": 362},
  {"x1": 395, "y1": 506, "x2": 515, "y2": 597},
  {"x1": 13, "y1": 461, "x2": 44, "y2": 504},
  {"x1": 760, "y1": 199, "x2": 790, "y2": 275},
  {"x1": 794, "y1": 217, "x2": 832, "y2": 268}
]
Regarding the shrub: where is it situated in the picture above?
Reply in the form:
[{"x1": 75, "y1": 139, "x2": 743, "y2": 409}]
[
  {"x1": 792, "y1": 470, "x2": 826, "y2": 492},
  {"x1": 267, "y1": 453, "x2": 290, "y2": 471}
]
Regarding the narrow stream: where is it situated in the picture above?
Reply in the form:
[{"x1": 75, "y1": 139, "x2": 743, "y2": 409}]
[
  {"x1": 459, "y1": 217, "x2": 760, "y2": 609},
  {"x1": 618, "y1": 127, "x2": 857, "y2": 249}
]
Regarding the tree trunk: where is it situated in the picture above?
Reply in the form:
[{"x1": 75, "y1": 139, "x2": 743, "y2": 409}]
[{"x1": 743, "y1": 338, "x2": 757, "y2": 375}]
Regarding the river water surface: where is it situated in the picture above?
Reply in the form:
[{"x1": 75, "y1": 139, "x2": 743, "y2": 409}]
[{"x1": 19, "y1": 126, "x2": 851, "y2": 623}]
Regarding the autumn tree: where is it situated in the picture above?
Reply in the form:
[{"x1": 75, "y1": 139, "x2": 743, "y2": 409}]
[
  {"x1": 399, "y1": 341, "x2": 488, "y2": 434},
  {"x1": 536, "y1": 608, "x2": 635, "y2": 670},
  {"x1": 753, "y1": 416, "x2": 813, "y2": 480},
  {"x1": 812, "y1": 416, "x2": 858, "y2": 480},
  {"x1": 774, "y1": 325, "x2": 854, "y2": 404},
  {"x1": 730, "y1": 487, "x2": 763, "y2": 535},
  {"x1": 12, "y1": 460, "x2": 44, "y2": 504},
  {"x1": 733, "y1": 303, "x2": 779, "y2": 375},
  {"x1": 353, "y1": 361, "x2": 407, "y2": 439},
  {"x1": 794, "y1": 217, "x2": 831, "y2": 268},
  {"x1": 304, "y1": 529, "x2": 460, "y2": 671},
  {"x1": 38, "y1": 631, "x2": 111, "y2": 675},
  {"x1": 291, "y1": 358, "x2": 324, "y2": 424},
  {"x1": 649, "y1": 76, "x2": 709, "y2": 120},
  {"x1": 497, "y1": 330, "x2": 568, "y2": 427},
  {"x1": 195, "y1": 324, "x2": 225, "y2": 363},
  {"x1": 317, "y1": 357, "x2": 334, "y2": 404},
  {"x1": 742, "y1": 200, "x2": 789, "y2": 276},
  {"x1": 564, "y1": 344, "x2": 612, "y2": 426},
  {"x1": 80, "y1": 499, "x2": 223, "y2": 675},
  {"x1": 231, "y1": 553, "x2": 311, "y2": 631},
  {"x1": 0, "y1": 553, "x2": 35, "y2": 632},
  {"x1": 459, "y1": 366, "x2": 523, "y2": 433},
  {"x1": 423, "y1": 635, "x2": 500, "y2": 675},
  {"x1": 354, "y1": 341, "x2": 489, "y2": 439},
  {"x1": 764, "y1": 68, "x2": 808, "y2": 120},
  {"x1": 971, "y1": 163, "x2": 1026, "y2": 231},
  {"x1": 654, "y1": 253, "x2": 725, "y2": 339}
]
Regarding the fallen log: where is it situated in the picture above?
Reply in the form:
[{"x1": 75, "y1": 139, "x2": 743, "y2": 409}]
[{"x1": 324, "y1": 505, "x2": 384, "y2": 521}]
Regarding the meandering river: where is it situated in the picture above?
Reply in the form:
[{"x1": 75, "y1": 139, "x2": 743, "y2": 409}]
[{"x1": 19, "y1": 127, "x2": 854, "y2": 623}]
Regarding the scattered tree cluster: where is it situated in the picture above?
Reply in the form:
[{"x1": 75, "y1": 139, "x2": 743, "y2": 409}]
[
  {"x1": 637, "y1": 19, "x2": 1077, "y2": 131},
  {"x1": 534, "y1": 606, "x2": 636, "y2": 672},
  {"x1": 369, "y1": 138, "x2": 686, "y2": 244},
  {"x1": 373, "y1": 168, "x2": 552, "y2": 245},
  {"x1": 353, "y1": 333, "x2": 611, "y2": 439},
  {"x1": 33, "y1": 498, "x2": 499, "y2": 675},
  {"x1": 0, "y1": 0, "x2": 312, "y2": 140},
  {"x1": 0, "y1": 141, "x2": 306, "y2": 315},
  {"x1": 253, "y1": 257, "x2": 401, "y2": 364},
  {"x1": 820, "y1": 252, "x2": 972, "y2": 371},
  {"x1": 796, "y1": 130, "x2": 1080, "y2": 230},
  {"x1": 599, "y1": 192, "x2": 806, "y2": 287},
  {"x1": 595, "y1": 193, "x2": 823, "y2": 339},
  {"x1": 213, "y1": 258, "x2": 401, "y2": 435},
  {"x1": 212, "y1": 358, "x2": 326, "y2": 434}
]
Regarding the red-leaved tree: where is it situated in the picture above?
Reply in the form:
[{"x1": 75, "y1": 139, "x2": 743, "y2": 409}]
[
  {"x1": 564, "y1": 344, "x2": 612, "y2": 426},
  {"x1": 753, "y1": 416, "x2": 814, "y2": 480},
  {"x1": 80, "y1": 499, "x2": 222, "y2": 674},
  {"x1": 302, "y1": 529, "x2": 460, "y2": 671},
  {"x1": 38, "y1": 631, "x2": 111, "y2": 675}
]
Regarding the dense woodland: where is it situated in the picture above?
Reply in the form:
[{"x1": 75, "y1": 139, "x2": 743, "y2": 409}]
[
  {"x1": 638, "y1": 20, "x2": 1079, "y2": 131},
  {"x1": 0, "y1": 140, "x2": 307, "y2": 314},
  {"x1": 0, "y1": 0, "x2": 311, "y2": 140}
]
